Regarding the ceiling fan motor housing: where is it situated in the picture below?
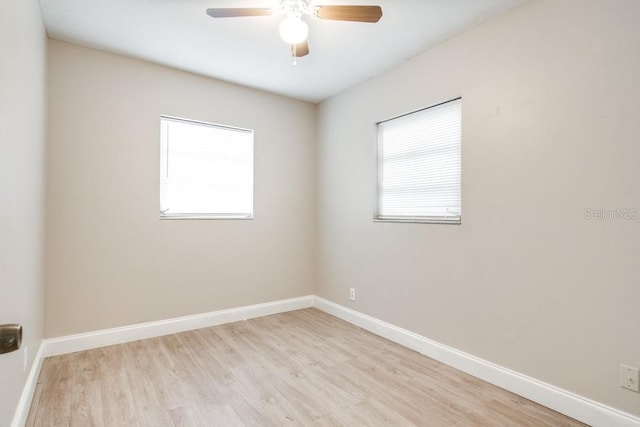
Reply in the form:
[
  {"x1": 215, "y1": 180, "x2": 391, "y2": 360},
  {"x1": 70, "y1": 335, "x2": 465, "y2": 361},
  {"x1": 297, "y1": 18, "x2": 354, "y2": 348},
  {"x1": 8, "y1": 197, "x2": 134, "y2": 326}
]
[{"x1": 279, "y1": 0, "x2": 310, "y2": 17}]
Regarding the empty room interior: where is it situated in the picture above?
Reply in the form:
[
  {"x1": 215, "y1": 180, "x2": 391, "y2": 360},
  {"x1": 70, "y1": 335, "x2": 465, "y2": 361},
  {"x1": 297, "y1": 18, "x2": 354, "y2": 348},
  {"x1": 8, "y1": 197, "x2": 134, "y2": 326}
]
[{"x1": 1, "y1": 0, "x2": 639, "y2": 425}]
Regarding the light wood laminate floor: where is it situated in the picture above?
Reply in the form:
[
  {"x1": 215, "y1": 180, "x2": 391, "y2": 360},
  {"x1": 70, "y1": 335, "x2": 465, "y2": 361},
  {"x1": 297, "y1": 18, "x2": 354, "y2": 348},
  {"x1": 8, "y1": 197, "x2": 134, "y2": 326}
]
[{"x1": 27, "y1": 308, "x2": 585, "y2": 426}]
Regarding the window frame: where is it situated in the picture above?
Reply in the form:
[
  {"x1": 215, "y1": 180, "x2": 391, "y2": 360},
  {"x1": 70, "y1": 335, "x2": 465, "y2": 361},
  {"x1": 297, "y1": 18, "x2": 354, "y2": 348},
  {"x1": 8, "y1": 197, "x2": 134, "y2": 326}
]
[
  {"x1": 374, "y1": 98, "x2": 462, "y2": 225},
  {"x1": 159, "y1": 115, "x2": 254, "y2": 220}
]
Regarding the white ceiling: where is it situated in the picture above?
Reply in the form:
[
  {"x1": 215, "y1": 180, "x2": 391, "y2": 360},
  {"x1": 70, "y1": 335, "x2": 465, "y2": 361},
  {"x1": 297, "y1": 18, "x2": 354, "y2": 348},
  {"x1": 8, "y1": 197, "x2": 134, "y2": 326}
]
[{"x1": 38, "y1": 0, "x2": 526, "y2": 103}]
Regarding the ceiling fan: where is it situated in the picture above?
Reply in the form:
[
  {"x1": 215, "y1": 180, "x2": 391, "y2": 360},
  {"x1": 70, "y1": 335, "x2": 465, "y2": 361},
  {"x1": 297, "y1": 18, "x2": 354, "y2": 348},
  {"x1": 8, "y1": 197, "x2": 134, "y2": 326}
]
[{"x1": 206, "y1": 1, "x2": 383, "y2": 60}]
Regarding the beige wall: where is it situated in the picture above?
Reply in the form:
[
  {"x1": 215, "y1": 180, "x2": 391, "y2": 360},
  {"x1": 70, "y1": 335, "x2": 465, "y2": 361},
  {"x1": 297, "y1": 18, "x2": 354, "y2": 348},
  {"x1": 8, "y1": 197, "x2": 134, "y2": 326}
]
[
  {"x1": 0, "y1": 0, "x2": 47, "y2": 424},
  {"x1": 316, "y1": 0, "x2": 640, "y2": 416},
  {"x1": 45, "y1": 40, "x2": 317, "y2": 337}
]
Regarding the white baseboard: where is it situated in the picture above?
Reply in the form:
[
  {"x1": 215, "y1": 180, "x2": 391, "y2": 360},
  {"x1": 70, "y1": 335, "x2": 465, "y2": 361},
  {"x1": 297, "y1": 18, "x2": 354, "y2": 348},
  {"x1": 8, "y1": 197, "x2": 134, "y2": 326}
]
[
  {"x1": 11, "y1": 343, "x2": 45, "y2": 427},
  {"x1": 43, "y1": 295, "x2": 314, "y2": 357},
  {"x1": 312, "y1": 296, "x2": 640, "y2": 427}
]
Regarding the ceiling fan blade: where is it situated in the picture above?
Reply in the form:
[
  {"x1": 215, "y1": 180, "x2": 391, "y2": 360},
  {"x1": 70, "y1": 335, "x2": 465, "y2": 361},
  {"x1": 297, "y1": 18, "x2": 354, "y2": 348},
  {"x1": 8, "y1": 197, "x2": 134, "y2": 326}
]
[
  {"x1": 292, "y1": 41, "x2": 310, "y2": 57},
  {"x1": 314, "y1": 5, "x2": 382, "y2": 23},
  {"x1": 206, "y1": 8, "x2": 272, "y2": 18}
]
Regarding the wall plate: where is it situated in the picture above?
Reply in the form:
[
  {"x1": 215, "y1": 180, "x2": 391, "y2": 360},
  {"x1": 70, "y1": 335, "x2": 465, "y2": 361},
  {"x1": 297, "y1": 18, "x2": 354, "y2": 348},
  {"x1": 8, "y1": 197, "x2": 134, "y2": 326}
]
[{"x1": 620, "y1": 364, "x2": 640, "y2": 392}]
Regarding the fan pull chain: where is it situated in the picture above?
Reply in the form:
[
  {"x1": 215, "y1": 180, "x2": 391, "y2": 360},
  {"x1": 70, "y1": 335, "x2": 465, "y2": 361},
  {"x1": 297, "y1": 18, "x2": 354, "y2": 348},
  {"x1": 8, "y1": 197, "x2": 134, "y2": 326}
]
[{"x1": 292, "y1": 44, "x2": 297, "y2": 65}]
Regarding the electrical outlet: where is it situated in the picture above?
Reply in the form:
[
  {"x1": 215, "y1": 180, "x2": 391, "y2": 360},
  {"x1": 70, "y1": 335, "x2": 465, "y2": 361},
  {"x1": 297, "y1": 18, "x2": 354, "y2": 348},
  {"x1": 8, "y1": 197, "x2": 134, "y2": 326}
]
[
  {"x1": 349, "y1": 288, "x2": 356, "y2": 301},
  {"x1": 23, "y1": 347, "x2": 28, "y2": 372},
  {"x1": 620, "y1": 364, "x2": 640, "y2": 392}
]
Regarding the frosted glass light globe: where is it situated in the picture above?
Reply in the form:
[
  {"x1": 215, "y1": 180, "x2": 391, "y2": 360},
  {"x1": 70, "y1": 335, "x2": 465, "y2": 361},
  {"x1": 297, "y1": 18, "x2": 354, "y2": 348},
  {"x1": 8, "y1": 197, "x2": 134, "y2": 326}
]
[{"x1": 279, "y1": 16, "x2": 308, "y2": 44}]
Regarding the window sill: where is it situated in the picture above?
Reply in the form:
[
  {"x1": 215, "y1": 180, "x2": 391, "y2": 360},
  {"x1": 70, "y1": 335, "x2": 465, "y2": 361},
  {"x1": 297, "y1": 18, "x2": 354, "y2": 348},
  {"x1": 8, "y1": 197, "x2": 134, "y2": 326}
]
[
  {"x1": 160, "y1": 215, "x2": 253, "y2": 220},
  {"x1": 374, "y1": 217, "x2": 461, "y2": 225}
]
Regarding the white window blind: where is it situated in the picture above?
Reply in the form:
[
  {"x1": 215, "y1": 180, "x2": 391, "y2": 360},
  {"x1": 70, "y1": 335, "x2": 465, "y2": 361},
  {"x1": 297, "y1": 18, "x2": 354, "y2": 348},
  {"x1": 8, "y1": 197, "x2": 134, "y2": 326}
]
[
  {"x1": 160, "y1": 116, "x2": 253, "y2": 219},
  {"x1": 377, "y1": 98, "x2": 461, "y2": 224}
]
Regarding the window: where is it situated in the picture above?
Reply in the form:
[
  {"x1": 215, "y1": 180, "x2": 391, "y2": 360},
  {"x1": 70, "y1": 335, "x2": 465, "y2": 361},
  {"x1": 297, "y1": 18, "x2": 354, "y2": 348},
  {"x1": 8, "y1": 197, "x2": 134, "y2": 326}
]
[
  {"x1": 160, "y1": 116, "x2": 253, "y2": 219},
  {"x1": 376, "y1": 98, "x2": 461, "y2": 224}
]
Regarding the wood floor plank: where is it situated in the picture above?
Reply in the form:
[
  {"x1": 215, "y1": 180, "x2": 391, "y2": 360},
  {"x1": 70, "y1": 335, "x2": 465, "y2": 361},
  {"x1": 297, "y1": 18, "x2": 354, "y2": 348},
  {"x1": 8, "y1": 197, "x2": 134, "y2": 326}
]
[
  {"x1": 69, "y1": 380, "x2": 104, "y2": 427},
  {"x1": 121, "y1": 339, "x2": 173, "y2": 426},
  {"x1": 200, "y1": 403, "x2": 246, "y2": 427},
  {"x1": 24, "y1": 380, "x2": 43, "y2": 427},
  {"x1": 32, "y1": 356, "x2": 73, "y2": 426},
  {"x1": 99, "y1": 345, "x2": 138, "y2": 426},
  {"x1": 29, "y1": 308, "x2": 586, "y2": 426}
]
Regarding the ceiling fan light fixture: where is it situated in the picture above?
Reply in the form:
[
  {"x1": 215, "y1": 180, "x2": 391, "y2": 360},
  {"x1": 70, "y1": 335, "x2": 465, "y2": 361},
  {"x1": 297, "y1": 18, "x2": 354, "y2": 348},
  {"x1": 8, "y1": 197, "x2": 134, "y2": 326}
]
[
  {"x1": 279, "y1": 16, "x2": 308, "y2": 44},
  {"x1": 206, "y1": 1, "x2": 382, "y2": 59}
]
